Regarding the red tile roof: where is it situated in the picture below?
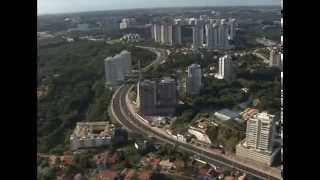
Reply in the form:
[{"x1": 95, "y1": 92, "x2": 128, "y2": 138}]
[
  {"x1": 137, "y1": 170, "x2": 152, "y2": 180},
  {"x1": 96, "y1": 170, "x2": 120, "y2": 180},
  {"x1": 124, "y1": 169, "x2": 137, "y2": 180},
  {"x1": 224, "y1": 176, "x2": 235, "y2": 180}
]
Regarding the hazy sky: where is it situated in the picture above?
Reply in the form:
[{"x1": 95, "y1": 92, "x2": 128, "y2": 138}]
[{"x1": 38, "y1": 0, "x2": 280, "y2": 15}]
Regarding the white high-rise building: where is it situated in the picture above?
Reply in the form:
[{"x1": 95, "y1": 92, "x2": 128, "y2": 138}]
[
  {"x1": 205, "y1": 23, "x2": 214, "y2": 49},
  {"x1": 161, "y1": 24, "x2": 173, "y2": 45},
  {"x1": 104, "y1": 50, "x2": 132, "y2": 86},
  {"x1": 186, "y1": 64, "x2": 202, "y2": 95},
  {"x1": 192, "y1": 19, "x2": 204, "y2": 49},
  {"x1": 160, "y1": 24, "x2": 167, "y2": 44},
  {"x1": 205, "y1": 22, "x2": 219, "y2": 50},
  {"x1": 236, "y1": 112, "x2": 279, "y2": 166},
  {"x1": 215, "y1": 55, "x2": 234, "y2": 81},
  {"x1": 153, "y1": 24, "x2": 162, "y2": 42},
  {"x1": 218, "y1": 19, "x2": 230, "y2": 49},
  {"x1": 228, "y1": 18, "x2": 236, "y2": 40},
  {"x1": 212, "y1": 23, "x2": 219, "y2": 49},
  {"x1": 120, "y1": 18, "x2": 137, "y2": 29},
  {"x1": 204, "y1": 18, "x2": 235, "y2": 50},
  {"x1": 245, "y1": 112, "x2": 275, "y2": 152},
  {"x1": 269, "y1": 47, "x2": 282, "y2": 69},
  {"x1": 172, "y1": 24, "x2": 182, "y2": 45}
]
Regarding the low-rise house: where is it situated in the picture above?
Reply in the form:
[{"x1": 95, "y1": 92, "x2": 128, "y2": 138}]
[
  {"x1": 96, "y1": 170, "x2": 121, "y2": 180},
  {"x1": 137, "y1": 170, "x2": 153, "y2": 180},
  {"x1": 73, "y1": 173, "x2": 83, "y2": 180},
  {"x1": 120, "y1": 169, "x2": 152, "y2": 180},
  {"x1": 224, "y1": 176, "x2": 235, "y2": 180},
  {"x1": 139, "y1": 153, "x2": 161, "y2": 169},
  {"x1": 95, "y1": 151, "x2": 122, "y2": 169},
  {"x1": 120, "y1": 168, "x2": 137, "y2": 180},
  {"x1": 159, "y1": 159, "x2": 176, "y2": 171},
  {"x1": 48, "y1": 155, "x2": 73, "y2": 168}
]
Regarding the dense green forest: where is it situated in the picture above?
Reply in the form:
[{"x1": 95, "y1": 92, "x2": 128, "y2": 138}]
[{"x1": 37, "y1": 40, "x2": 156, "y2": 153}]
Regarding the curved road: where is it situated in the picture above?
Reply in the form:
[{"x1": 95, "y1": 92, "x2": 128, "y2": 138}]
[
  {"x1": 109, "y1": 46, "x2": 281, "y2": 180},
  {"x1": 110, "y1": 85, "x2": 281, "y2": 180}
]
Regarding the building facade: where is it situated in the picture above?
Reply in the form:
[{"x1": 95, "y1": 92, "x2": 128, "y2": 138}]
[
  {"x1": 160, "y1": 24, "x2": 173, "y2": 45},
  {"x1": 236, "y1": 112, "x2": 277, "y2": 166},
  {"x1": 215, "y1": 55, "x2": 234, "y2": 81},
  {"x1": 70, "y1": 122, "x2": 115, "y2": 150},
  {"x1": 186, "y1": 64, "x2": 202, "y2": 96},
  {"x1": 172, "y1": 24, "x2": 182, "y2": 45},
  {"x1": 138, "y1": 77, "x2": 177, "y2": 116},
  {"x1": 218, "y1": 19, "x2": 230, "y2": 49},
  {"x1": 151, "y1": 18, "x2": 236, "y2": 49},
  {"x1": 120, "y1": 18, "x2": 137, "y2": 29},
  {"x1": 245, "y1": 112, "x2": 275, "y2": 151},
  {"x1": 156, "y1": 77, "x2": 177, "y2": 115},
  {"x1": 104, "y1": 50, "x2": 132, "y2": 86},
  {"x1": 192, "y1": 20, "x2": 204, "y2": 49},
  {"x1": 138, "y1": 80, "x2": 157, "y2": 116},
  {"x1": 228, "y1": 18, "x2": 236, "y2": 41},
  {"x1": 269, "y1": 47, "x2": 282, "y2": 69},
  {"x1": 153, "y1": 24, "x2": 162, "y2": 43}
]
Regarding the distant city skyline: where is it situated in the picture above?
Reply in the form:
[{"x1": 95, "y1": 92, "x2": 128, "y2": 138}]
[{"x1": 38, "y1": 0, "x2": 280, "y2": 15}]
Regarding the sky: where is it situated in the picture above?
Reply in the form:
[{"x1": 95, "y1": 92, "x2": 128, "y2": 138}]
[{"x1": 38, "y1": 0, "x2": 280, "y2": 15}]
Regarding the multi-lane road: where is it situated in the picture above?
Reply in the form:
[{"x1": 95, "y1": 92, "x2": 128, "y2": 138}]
[
  {"x1": 109, "y1": 46, "x2": 281, "y2": 180},
  {"x1": 110, "y1": 85, "x2": 281, "y2": 180}
]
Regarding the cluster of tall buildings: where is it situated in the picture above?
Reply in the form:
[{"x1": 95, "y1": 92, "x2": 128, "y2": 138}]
[
  {"x1": 151, "y1": 17, "x2": 236, "y2": 50},
  {"x1": 215, "y1": 55, "x2": 235, "y2": 81},
  {"x1": 152, "y1": 23, "x2": 182, "y2": 46},
  {"x1": 236, "y1": 112, "x2": 280, "y2": 166},
  {"x1": 186, "y1": 64, "x2": 202, "y2": 96},
  {"x1": 104, "y1": 50, "x2": 132, "y2": 86},
  {"x1": 204, "y1": 18, "x2": 236, "y2": 50},
  {"x1": 120, "y1": 18, "x2": 137, "y2": 29},
  {"x1": 137, "y1": 77, "x2": 177, "y2": 116}
]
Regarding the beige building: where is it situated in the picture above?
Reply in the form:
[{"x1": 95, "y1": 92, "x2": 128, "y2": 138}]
[
  {"x1": 236, "y1": 112, "x2": 278, "y2": 166},
  {"x1": 70, "y1": 122, "x2": 115, "y2": 150}
]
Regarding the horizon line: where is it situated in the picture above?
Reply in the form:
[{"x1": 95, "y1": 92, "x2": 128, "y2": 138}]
[{"x1": 38, "y1": 4, "x2": 280, "y2": 16}]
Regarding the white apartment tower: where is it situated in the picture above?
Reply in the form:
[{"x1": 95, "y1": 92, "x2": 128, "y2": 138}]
[
  {"x1": 205, "y1": 22, "x2": 219, "y2": 50},
  {"x1": 236, "y1": 112, "x2": 278, "y2": 166},
  {"x1": 228, "y1": 18, "x2": 236, "y2": 40},
  {"x1": 104, "y1": 50, "x2": 132, "y2": 86},
  {"x1": 153, "y1": 24, "x2": 162, "y2": 42},
  {"x1": 215, "y1": 55, "x2": 234, "y2": 81},
  {"x1": 161, "y1": 24, "x2": 173, "y2": 45},
  {"x1": 245, "y1": 112, "x2": 275, "y2": 152},
  {"x1": 205, "y1": 23, "x2": 214, "y2": 49},
  {"x1": 192, "y1": 19, "x2": 204, "y2": 49},
  {"x1": 269, "y1": 47, "x2": 282, "y2": 69},
  {"x1": 186, "y1": 64, "x2": 202, "y2": 95},
  {"x1": 172, "y1": 24, "x2": 182, "y2": 45},
  {"x1": 218, "y1": 19, "x2": 230, "y2": 49},
  {"x1": 120, "y1": 18, "x2": 137, "y2": 29}
]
